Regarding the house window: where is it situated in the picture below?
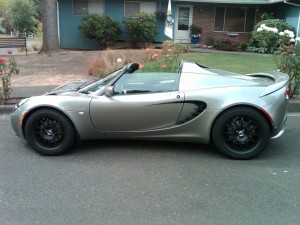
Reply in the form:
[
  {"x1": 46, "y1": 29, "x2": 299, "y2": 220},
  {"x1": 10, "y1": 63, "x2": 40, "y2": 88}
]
[
  {"x1": 124, "y1": 1, "x2": 156, "y2": 17},
  {"x1": 214, "y1": 7, "x2": 256, "y2": 32},
  {"x1": 73, "y1": 0, "x2": 104, "y2": 16}
]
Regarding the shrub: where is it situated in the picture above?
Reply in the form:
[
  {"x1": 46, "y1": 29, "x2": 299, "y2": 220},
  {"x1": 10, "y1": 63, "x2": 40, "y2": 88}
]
[
  {"x1": 87, "y1": 50, "x2": 150, "y2": 77},
  {"x1": 215, "y1": 40, "x2": 236, "y2": 51},
  {"x1": 123, "y1": 12, "x2": 157, "y2": 44},
  {"x1": 273, "y1": 54, "x2": 300, "y2": 99},
  {"x1": 239, "y1": 43, "x2": 248, "y2": 52},
  {"x1": 80, "y1": 14, "x2": 122, "y2": 49},
  {"x1": 0, "y1": 56, "x2": 19, "y2": 104},
  {"x1": 251, "y1": 19, "x2": 294, "y2": 53}
]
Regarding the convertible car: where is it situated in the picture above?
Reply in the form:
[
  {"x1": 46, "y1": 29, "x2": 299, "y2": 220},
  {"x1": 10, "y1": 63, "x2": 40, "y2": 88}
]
[{"x1": 11, "y1": 61, "x2": 289, "y2": 159}]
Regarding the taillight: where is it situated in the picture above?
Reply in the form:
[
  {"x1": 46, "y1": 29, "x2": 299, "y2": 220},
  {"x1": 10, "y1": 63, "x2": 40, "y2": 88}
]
[{"x1": 285, "y1": 84, "x2": 291, "y2": 97}]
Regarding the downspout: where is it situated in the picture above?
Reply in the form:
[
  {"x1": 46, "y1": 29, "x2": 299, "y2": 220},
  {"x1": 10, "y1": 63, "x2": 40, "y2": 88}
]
[
  {"x1": 57, "y1": 0, "x2": 60, "y2": 46},
  {"x1": 284, "y1": 0, "x2": 300, "y2": 45}
]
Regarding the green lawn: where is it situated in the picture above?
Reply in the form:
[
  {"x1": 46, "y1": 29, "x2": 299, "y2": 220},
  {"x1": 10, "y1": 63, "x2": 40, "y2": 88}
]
[{"x1": 179, "y1": 52, "x2": 277, "y2": 74}]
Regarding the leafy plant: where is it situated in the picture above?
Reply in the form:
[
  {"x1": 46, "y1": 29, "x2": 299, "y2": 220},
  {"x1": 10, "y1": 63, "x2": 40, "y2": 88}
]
[
  {"x1": 0, "y1": 56, "x2": 19, "y2": 104},
  {"x1": 123, "y1": 12, "x2": 158, "y2": 44},
  {"x1": 190, "y1": 24, "x2": 202, "y2": 37},
  {"x1": 80, "y1": 14, "x2": 122, "y2": 49},
  {"x1": 155, "y1": 9, "x2": 166, "y2": 21},
  {"x1": 273, "y1": 54, "x2": 300, "y2": 98}
]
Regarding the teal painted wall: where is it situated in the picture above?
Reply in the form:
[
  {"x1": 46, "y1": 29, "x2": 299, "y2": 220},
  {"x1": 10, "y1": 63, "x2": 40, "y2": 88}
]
[
  {"x1": 58, "y1": 0, "x2": 174, "y2": 49},
  {"x1": 58, "y1": 0, "x2": 100, "y2": 49},
  {"x1": 278, "y1": 4, "x2": 300, "y2": 37}
]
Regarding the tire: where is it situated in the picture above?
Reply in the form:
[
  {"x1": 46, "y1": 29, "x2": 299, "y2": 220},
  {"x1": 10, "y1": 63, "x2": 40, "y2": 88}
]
[
  {"x1": 212, "y1": 107, "x2": 270, "y2": 160},
  {"x1": 24, "y1": 109, "x2": 76, "y2": 156}
]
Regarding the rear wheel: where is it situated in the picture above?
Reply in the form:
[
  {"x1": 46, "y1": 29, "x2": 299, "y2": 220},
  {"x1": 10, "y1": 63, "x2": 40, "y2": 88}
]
[
  {"x1": 212, "y1": 107, "x2": 270, "y2": 159},
  {"x1": 25, "y1": 109, "x2": 76, "y2": 156}
]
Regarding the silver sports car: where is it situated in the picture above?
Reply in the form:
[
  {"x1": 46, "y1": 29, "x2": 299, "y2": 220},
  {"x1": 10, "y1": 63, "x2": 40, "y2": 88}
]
[{"x1": 11, "y1": 61, "x2": 290, "y2": 159}]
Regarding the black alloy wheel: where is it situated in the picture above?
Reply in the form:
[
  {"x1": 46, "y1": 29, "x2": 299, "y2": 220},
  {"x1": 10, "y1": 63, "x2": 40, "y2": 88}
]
[
  {"x1": 212, "y1": 107, "x2": 270, "y2": 159},
  {"x1": 25, "y1": 109, "x2": 76, "y2": 155}
]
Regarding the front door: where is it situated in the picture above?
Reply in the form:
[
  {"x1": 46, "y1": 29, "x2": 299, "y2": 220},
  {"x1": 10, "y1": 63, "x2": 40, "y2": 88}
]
[
  {"x1": 89, "y1": 72, "x2": 184, "y2": 132},
  {"x1": 175, "y1": 5, "x2": 193, "y2": 43}
]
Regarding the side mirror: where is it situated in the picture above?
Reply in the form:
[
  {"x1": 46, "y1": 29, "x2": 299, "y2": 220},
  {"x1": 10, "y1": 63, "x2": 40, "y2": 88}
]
[{"x1": 104, "y1": 86, "x2": 114, "y2": 97}]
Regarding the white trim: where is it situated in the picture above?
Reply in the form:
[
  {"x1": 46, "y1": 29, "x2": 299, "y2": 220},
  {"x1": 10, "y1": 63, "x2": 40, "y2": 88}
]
[
  {"x1": 284, "y1": 0, "x2": 300, "y2": 7},
  {"x1": 57, "y1": 0, "x2": 60, "y2": 46}
]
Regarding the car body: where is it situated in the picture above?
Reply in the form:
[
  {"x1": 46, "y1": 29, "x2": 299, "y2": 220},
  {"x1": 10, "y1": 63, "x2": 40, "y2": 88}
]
[{"x1": 11, "y1": 61, "x2": 290, "y2": 159}]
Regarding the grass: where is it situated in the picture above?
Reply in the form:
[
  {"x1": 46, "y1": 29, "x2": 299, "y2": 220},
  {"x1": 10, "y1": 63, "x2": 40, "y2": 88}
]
[{"x1": 179, "y1": 52, "x2": 277, "y2": 74}]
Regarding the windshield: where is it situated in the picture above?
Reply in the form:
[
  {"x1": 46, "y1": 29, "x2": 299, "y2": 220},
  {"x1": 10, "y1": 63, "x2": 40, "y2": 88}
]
[{"x1": 79, "y1": 68, "x2": 123, "y2": 94}]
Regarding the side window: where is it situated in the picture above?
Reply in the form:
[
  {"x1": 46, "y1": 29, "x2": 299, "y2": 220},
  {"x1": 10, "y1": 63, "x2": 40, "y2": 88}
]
[
  {"x1": 73, "y1": 0, "x2": 88, "y2": 15},
  {"x1": 73, "y1": 0, "x2": 104, "y2": 15},
  {"x1": 114, "y1": 73, "x2": 179, "y2": 95},
  {"x1": 124, "y1": 1, "x2": 156, "y2": 17}
]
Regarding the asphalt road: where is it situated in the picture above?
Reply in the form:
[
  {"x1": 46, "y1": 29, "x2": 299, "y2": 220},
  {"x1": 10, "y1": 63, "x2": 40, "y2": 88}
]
[{"x1": 1, "y1": 114, "x2": 300, "y2": 225}]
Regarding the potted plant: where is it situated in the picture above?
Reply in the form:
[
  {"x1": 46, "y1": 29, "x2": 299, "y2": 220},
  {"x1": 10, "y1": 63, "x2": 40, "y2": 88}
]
[
  {"x1": 190, "y1": 24, "x2": 202, "y2": 44},
  {"x1": 155, "y1": 9, "x2": 166, "y2": 21}
]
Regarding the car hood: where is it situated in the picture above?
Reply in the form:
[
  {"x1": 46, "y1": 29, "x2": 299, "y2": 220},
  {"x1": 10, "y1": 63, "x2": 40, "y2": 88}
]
[{"x1": 49, "y1": 80, "x2": 97, "y2": 95}]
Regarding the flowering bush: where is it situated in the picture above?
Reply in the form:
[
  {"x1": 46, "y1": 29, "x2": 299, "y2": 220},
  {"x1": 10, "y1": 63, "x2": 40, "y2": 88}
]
[
  {"x1": 251, "y1": 19, "x2": 294, "y2": 53},
  {"x1": 140, "y1": 42, "x2": 188, "y2": 72},
  {"x1": 0, "y1": 57, "x2": 19, "y2": 104}
]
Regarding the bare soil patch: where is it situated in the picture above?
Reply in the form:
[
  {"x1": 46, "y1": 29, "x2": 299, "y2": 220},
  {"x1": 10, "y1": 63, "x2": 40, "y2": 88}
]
[{"x1": 10, "y1": 49, "x2": 145, "y2": 87}]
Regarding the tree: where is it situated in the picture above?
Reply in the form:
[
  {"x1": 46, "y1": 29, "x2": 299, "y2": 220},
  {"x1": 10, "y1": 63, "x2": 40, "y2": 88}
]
[
  {"x1": 40, "y1": 0, "x2": 59, "y2": 52},
  {"x1": 0, "y1": 0, "x2": 8, "y2": 16},
  {"x1": 8, "y1": 0, "x2": 36, "y2": 33}
]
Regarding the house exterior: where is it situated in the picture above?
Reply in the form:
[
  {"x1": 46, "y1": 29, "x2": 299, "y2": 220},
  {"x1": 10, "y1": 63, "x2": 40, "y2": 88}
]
[{"x1": 57, "y1": 0, "x2": 300, "y2": 49}]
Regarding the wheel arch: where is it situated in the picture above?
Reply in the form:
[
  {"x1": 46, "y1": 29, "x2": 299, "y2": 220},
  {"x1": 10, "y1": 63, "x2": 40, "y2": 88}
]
[
  {"x1": 209, "y1": 104, "x2": 273, "y2": 143},
  {"x1": 22, "y1": 106, "x2": 79, "y2": 140}
]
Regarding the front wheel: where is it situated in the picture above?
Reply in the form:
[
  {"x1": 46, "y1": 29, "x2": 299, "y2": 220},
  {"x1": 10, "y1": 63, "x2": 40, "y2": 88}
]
[
  {"x1": 212, "y1": 107, "x2": 271, "y2": 159},
  {"x1": 25, "y1": 109, "x2": 76, "y2": 156}
]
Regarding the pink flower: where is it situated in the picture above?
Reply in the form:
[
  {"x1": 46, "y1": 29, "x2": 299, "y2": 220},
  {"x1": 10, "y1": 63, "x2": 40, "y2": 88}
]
[
  {"x1": 139, "y1": 64, "x2": 144, "y2": 69},
  {"x1": 151, "y1": 54, "x2": 158, "y2": 60},
  {"x1": 167, "y1": 48, "x2": 173, "y2": 52},
  {"x1": 162, "y1": 64, "x2": 167, "y2": 69},
  {"x1": 0, "y1": 58, "x2": 6, "y2": 64},
  {"x1": 7, "y1": 50, "x2": 12, "y2": 55},
  {"x1": 145, "y1": 48, "x2": 151, "y2": 53},
  {"x1": 3, "y1": 70, "x2": 9, "y2": 75},
  {"x1": 154, "y1": 49, "x2": 159, "y2": 53},
  {"x1": 165, "y1": 54, "x2": 170, "y2": 58}
]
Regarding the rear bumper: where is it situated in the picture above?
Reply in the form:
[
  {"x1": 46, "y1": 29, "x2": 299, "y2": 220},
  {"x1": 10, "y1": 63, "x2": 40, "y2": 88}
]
[{"x1": 270, "y1": 115, "x2": 286, "y2": 139}]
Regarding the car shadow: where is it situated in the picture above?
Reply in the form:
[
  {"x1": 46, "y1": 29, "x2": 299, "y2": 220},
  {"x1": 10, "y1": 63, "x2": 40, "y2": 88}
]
[{"x1": 68, "y1": 139, "x2": 222, "y2": 159}]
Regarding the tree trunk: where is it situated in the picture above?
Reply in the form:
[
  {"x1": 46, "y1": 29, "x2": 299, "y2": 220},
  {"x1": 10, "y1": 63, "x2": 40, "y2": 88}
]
[{"x1": 40, "y1": 0, "x2": 59, "y2": 52}]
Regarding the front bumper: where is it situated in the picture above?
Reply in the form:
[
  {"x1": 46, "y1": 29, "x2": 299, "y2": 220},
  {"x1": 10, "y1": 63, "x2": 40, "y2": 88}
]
[{"x1": 10, "y1": 107, "x2": 26, "y2": 138}]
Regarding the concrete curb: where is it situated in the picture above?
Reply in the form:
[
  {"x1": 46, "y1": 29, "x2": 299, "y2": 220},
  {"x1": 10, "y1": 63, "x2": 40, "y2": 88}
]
[{"x1": 0, "y1": 105, "x2": 15, "y2": 115}]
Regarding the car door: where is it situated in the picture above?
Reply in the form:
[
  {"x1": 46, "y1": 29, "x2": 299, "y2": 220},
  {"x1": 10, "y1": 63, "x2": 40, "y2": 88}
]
[{"x1": 89, "y1": 72, "x2": 184, "y2": 131}]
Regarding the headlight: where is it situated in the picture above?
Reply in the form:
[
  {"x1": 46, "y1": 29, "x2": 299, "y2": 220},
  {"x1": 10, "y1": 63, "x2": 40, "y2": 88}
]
[{"x1": 13, "y1": 98, "x2": 30, "y2": 111}]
